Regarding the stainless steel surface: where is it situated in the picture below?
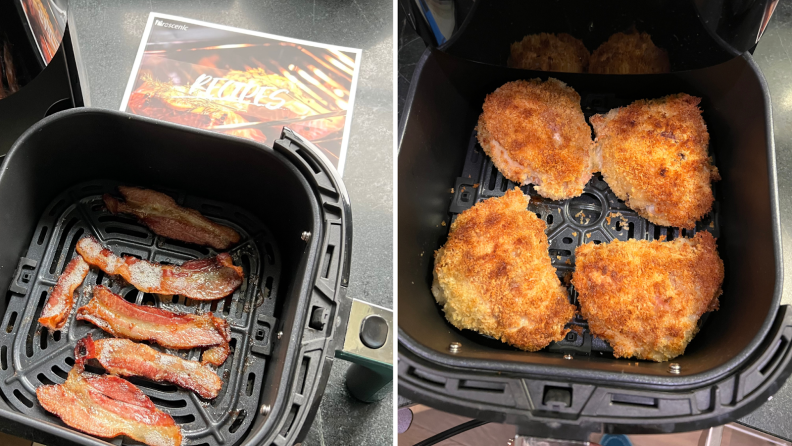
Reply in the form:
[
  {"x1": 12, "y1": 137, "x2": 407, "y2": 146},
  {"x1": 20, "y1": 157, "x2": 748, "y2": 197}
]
[
  {"x1": 449, "y1": 341, "x2": 461, "y2": 353},
  {"x1": 260, "y1": 404, "x2": 272, "y2": 417},
  {"x1": 513, "y1": 436, "x2": 589, "y2": 446},
  {"x1": 669, "y1": 363, "x2": 681, "y2": 374},
  {"x1": 342, "y1": 299, "x2": 393, "y2": 366},
  {"x1": 698, "y1": 426, "x2": 724, "y2": 446}
]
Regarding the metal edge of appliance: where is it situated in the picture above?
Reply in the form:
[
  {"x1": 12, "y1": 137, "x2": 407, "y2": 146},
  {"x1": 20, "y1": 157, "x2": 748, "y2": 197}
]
[
  {"x1": 62, "y1": 9, "x2": 89, "y2": 107},
  {"x1": 396, "y1": 47, "x2": 790, "y2": 439}
]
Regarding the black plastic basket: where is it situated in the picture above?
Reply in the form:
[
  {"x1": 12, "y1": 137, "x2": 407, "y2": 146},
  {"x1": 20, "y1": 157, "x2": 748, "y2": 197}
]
[
  {"x1": 398, "y1": 48, "x2": 791, "y2": 440},
  {"x1": 0, "y1": 109, "x2": 358, "y2": 446}
]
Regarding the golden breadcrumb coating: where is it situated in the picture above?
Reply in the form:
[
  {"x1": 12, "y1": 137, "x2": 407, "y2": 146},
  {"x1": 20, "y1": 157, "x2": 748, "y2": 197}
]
[
  {"x1": 508, "y1": 33, "x2": 590, "y2": 73},
  {"x1": 572, "y1": 231, "x2": 724, "y2": 362},
  {"x1": 590, "y1": 94, "x2": 719, "y2": 229},
  {"x1": 589, "y1": 31, "x2": 670, "y2": 74},
  {"x1": 477, "y1": 79, "x2": 595, "y2": 200},
  {"x1": 432, "y1": 189, "x2": 576, "y2": 351}
]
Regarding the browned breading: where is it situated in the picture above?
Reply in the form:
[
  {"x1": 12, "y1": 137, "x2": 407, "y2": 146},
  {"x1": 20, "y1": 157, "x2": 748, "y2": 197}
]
[
  {"x1": 572, "y1": 231, "x2": 724, "y2": 362},
  {"x1": 477, "y1": 79, "x2": 595, "y2": 200},
  {"x1": 432, "y1": 189, "x2": 576, "y2": 351},
  {"x1": 589, "y1": 31, "x2": 670, "y2": 74},
  {"x1": 508, "y1": 33, "x2": 590, "y2": 73},
  {"x1": 590, "y1": 94, "x2": 718, "y2": 229}
]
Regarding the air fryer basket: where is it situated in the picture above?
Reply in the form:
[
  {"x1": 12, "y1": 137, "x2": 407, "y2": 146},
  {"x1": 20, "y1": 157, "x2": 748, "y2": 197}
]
[
  {"x1": 0, "y1": 109, "x2": 352, "y2": 446},
  {"x1": 427, "y1": 0, "x2": 772, "y2": 71},
  {"x1": 397, "y1": 49, "x2": 792, "y2": 439}
]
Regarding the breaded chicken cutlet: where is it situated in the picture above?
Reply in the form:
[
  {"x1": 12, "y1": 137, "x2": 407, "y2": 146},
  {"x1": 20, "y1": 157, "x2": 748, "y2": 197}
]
[
  {"x1": 433, "y1": 189, "x2": 576, "y2": 351},
  {"x1": 572, "y1": 231, "x2": 724, "y2": 362},
  {"x1": 589, "y1": 31, "x2": 670, "y2": 74},
  {"x1": 590, "y1": 94, "x2": 719, "y2": 229},
  {"x1": 477, "y1": 79, "x2": 595, "y2": 200},
  {"x1": 508, "y1": 33, "x2": 590, "y2": 73}
]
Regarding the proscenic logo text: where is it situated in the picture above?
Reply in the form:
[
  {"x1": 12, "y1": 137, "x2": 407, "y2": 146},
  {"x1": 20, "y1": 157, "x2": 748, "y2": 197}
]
[{"x1": 154, "y1": 20, "x2": 188, "y2": 31}]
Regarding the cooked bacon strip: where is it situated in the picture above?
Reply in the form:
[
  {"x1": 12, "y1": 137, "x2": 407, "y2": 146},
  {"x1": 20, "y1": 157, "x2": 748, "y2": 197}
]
[
  {"x1": 103, "y1": 187, "x2": 240, "y2": 250},
  {"x1": 201, "y1": 343, "x2": 230, "y2": 367},
  {"x1": 78, "y1": 335, "x2": 222, "y2": 399},
  {"x1": 39, "y1": 257, "x2": 90, "y2": 330},
  {"x1": 76, "y1": 285, "x2": 230, "y2": 366},
  {"x1": 36, "y1": 346, "x2": 182, "y2": 446},
  {"x1": 76, "y1": 235, "x2": 243, "y2": 300}
]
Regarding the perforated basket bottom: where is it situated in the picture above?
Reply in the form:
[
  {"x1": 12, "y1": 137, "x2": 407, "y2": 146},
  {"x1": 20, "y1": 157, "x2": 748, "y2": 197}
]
[
  {"x1": 446, "y1": 127, "x2": 719, "y2": 357},
  {"x1": 0, "y1": 180, "x2": 282, "y2": 446}
]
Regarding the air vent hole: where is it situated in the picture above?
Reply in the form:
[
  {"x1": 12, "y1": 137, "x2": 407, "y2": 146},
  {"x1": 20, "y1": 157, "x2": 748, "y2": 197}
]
[
  {"x1": 51, "y1": 365, "x2": 68, "y2": 380},
  {"x1": 229, "y1": 410, "x2": 247, "y2": 433},
  {"x1": 488, "y1": 165, "x2": 498, "y2": 191},
  {"x1": 13, "y1": 389, "x2": 33, "y2": 408},
  {"x1": 37, "y1": 227, "x2": 48, "y2": 245},
  {"x1": 6, "y1": 312, "x2": 17, "y2": 333},
  {"x1": 172, "y1": 414, "x2": 195, "y2": 424},
  {"x1": 246, "y1": 372, "x2": 255, "y2": 396},
  {"x1": 40, "y1": 327, "x2": 48, "y2": 350},
  {"x1": 38, "y1": 373, "x2": 55, "y2": 385}
]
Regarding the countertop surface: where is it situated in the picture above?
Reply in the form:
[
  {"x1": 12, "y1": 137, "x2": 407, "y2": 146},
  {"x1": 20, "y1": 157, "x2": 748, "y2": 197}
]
[
  {"x1": 67, "y1": 1, "x2": 393, "y2": 445},
  {"x1": 398, "y1": 0, "x2": 792, "y2": 441}
]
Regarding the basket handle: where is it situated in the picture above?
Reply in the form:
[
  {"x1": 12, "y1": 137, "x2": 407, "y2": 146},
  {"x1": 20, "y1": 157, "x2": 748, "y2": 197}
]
[{"x1": 273, "y1": 128, "x2": 392, "y2": 403}]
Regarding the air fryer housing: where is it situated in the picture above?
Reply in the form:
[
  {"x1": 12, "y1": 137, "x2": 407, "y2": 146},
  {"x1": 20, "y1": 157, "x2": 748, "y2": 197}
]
[
  {"x1": 0, "y1": 0, "x2": 84, "y2": 156},
  {"x1": 0, "y1": 109, "x2": 355, "y2": 446},
  {"x1": 398, "y1": 1, "x2": 789, "y2": 438}
]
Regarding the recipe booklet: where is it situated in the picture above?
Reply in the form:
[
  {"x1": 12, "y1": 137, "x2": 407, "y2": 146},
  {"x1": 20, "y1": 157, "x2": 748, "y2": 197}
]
[
  {"x1": 120, "y1": 13, "x2": 362, "y2": 174},
  {"x1": 18, "y1": 0, "x2": 67, "y2": 63}
]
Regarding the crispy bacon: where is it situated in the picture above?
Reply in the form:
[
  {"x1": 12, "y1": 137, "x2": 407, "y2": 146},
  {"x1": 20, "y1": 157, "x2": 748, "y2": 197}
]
[
  {"x1": 36, "y1": 346, "x2": 182, "y2": 446},
  {"x1": 201, "y1": 343, "x2": 230, "y2": 367},
  {"x1": 39, "y1": 256, "x2": 90, "y2": 330},
  {"x1": 103, "y1": 186, "x2": 240, "y2": 250},
  {"x1": 76, "y1": 285, "x2": 230, "y2": 366},
  {"x1": 78, "y1": 335, "x2": 222, "y2": 399},
  {"x1": 76, "y1": 236, "x2": 243, "y2": 300}
]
